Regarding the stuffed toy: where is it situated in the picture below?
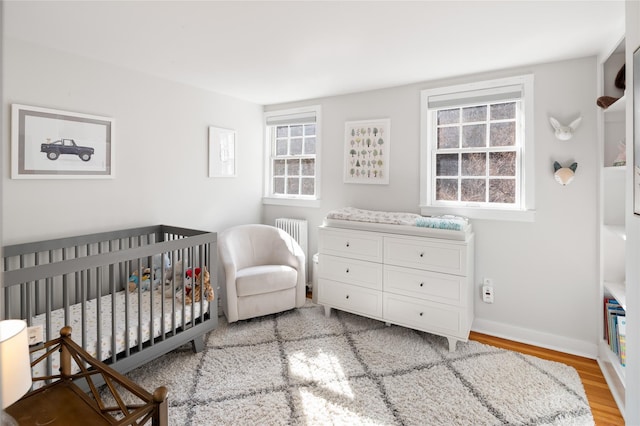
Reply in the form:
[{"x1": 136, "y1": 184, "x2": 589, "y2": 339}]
[
  {"x1": 613, "y1": 140, "x2": 626, "y2": 166},
  {"x1": 130, "y1": 254, "x2": 174, "y2": 293},
  {"x1": 128, "y1": 268, "x2": 154, "y2": 292},
  {"x1": 183, "y1": 266, "x2": 214, "y2": 305},
  {"x1": 553, "y1": 161, "x2": 578, "y2": 186}
]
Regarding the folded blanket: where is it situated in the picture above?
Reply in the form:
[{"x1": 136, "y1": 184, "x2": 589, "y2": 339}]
[{"x1": 415, "y1": 215, "x2": 468, "y2": 231}]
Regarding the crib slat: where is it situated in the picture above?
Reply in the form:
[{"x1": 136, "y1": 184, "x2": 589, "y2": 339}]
[
  {"x1": 124, "y1": 261, "x2": 131, "y2": 358},
  {"x1": 45, "y1": 275, "x2": 53, "y2": 379},
  {"x1": 109, "y1": 264, "x2": 116, "y2": 364},
  {"x1": 62, "y1": 248, "x2": 70, "y2": 327},
  {"x1": 75, "y1": 246, "x2": 80, "y2": 308},
  {"x1": 149, "y1": 255, "x2": 155, "y2": 348},
  {"x1": 159, "y1": 252, "x2": 166, "y2": 341},
  {"x1": 35, "y1": 252, "x2": 41, "y2": 319},
  {"x1": 96, "y1": 265, "x2": 102, "y2": 362},
  {"x1": 24, "y1": 284, "x2": 30, "y2": 327},
  {"x1": 181, "y1": 248, "x2": 187, "y2": 331},
  {"x1": 137, "y1": 257, "x2": 143, "y2": 352},
  {"x1": 170, "y1": 250, "x2": 177, "y2": 336},
  {"x1": 192, "y1": 246, "x2": 197, "y2": 325},
  {"x1": 81, "y1": 269, "x2": 87, "y2": 354},
  {"x1": 109, "y1": 241, "x2": 117, "y2": 365}
]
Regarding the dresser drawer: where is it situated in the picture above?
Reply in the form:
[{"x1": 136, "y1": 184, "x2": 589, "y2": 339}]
[
  {"x1": 318, "y1": 279, "x2": 383, "y2": 319},
  {"x1": 319, "y1": 228, "x2": 383, "y2": 262},
  {"x1": 383, "y1": 293, "x2": 467, "y2": 338},
  {"x1": 319, "y1": 254, "x2": 382, "y2": 291},
  {"x1": 384, "y1": 237, "x2": 466, "y2": 275},
  {"x1": 383, "y1": 265, "x2": 465, "y2": 305}
]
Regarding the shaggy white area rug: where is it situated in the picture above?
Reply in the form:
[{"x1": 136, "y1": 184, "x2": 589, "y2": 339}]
[{"x1": 120, "y1": 302, "x2": 594, "y2": 425}]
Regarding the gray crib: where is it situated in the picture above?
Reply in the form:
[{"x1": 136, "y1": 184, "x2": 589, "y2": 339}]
[{"x1": 2, "y1": 225, "x2": 218, "y2": 377}]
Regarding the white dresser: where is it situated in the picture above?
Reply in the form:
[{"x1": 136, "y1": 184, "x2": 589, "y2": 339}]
[{"x1": 317, "y1": 224, "x2": 474, "y2": 351}]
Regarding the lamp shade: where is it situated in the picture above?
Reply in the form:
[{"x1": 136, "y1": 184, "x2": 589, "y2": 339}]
[{"x1": 0, "y1": 320, "x2": 32, "y2": 409}]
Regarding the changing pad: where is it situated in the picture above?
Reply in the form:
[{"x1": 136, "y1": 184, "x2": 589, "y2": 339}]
[{"x1": 323, "y1": 207, "x2": 471, "y2": 240}]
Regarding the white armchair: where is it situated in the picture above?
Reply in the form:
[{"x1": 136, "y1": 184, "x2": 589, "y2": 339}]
[{"x1": 218, "y1": 224, "x2": 306, "y2": 323}]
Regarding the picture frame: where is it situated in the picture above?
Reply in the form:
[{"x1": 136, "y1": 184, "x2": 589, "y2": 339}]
[
  {"x1": 344, "y1": 118, "x2": 390, "y2": 184},
  {"x1": 634, "y1": 47, "x2": 640, "y2": 215},
  {"x1": 11, "y1": 104, "x2": 114, "y2": 179},
  {"x1": 209, "y1": 126, "x2": 236, "y2": 177}
]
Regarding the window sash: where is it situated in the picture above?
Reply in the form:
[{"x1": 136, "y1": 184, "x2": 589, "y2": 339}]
[
  {"x1": 268, "y1": 121, "x2": 317, "y2": 198},
  {"x1": 429, "y1": 98, "x2": 524, "y2": 209}
]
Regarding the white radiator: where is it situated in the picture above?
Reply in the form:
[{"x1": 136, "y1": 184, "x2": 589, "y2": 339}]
[{"x1": 275, "y1": 218, "x2": 309, "y2": 284}]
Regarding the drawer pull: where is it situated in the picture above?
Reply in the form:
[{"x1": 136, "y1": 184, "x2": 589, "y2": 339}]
[
  {"x1": 419, "y1": 282, "x2": 424, "y2": 287},
  {"x1": 345, "y1": 268, "x2": 350, "y2": 273},
  {"x1": 346, "y1": 242, "x2": 350, "y2": 248},
  {"x1": 419, "y1": 252, "x2": 424, "y2": 258},
  {"x1": 419, "y1": 312, "x2": 424, "y2": 316},
  {"x1": 345, "y1": 295, "x2": 350, "y2": 299}
]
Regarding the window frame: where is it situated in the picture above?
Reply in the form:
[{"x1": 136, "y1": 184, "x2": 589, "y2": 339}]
[
  {"x1": 263, "y1": 105, "x2": 322, "y2": 207},
  {"x1": 419, "y1": 75, "x2": 535, "y2": 222}
]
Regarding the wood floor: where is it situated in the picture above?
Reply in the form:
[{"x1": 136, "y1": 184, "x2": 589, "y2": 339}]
[{"x1": 469, "y1": 332, "x2": 624, "y2": 426}]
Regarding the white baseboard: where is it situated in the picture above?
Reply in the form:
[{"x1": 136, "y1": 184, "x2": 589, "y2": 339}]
[{"x1": 472, "y1": 318, "x2": 598, "y2": 359}]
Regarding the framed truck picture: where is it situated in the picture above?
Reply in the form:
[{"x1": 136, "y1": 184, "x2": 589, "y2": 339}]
[{"x1": 11, "y1": 104, "x2": 114, "y2": 179}]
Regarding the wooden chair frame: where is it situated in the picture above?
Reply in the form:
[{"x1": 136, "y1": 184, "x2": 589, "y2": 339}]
[{"x1": 10, "y1": 326, "x2": 168, "y2": 426}]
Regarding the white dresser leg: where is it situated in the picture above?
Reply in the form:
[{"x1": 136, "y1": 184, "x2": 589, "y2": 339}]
[
  {"x1": 447, "y1": 337, "x2": 457, "y2": 352},
  {"x1": 323, "y1": 305, "x2": 332, "y2": 317}
]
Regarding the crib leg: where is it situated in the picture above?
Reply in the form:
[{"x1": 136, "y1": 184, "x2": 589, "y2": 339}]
[{"x1": 191, "y1": 336, "x2": 205, "y2": 353}]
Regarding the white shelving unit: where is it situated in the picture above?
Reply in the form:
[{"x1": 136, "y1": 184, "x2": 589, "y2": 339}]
[{"x1": 598, "y1": 35, "x2": 627, "y2": 417}]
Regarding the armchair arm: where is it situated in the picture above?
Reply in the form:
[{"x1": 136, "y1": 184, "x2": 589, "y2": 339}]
[{"x1": 218, "y1": 241, "x2": 240, "y2": 323}]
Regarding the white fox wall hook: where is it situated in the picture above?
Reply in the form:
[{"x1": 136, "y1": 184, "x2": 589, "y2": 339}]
[
  {"x1": 554, "y1": 161, "x2": 578, "y2": 185},
  {"x1": 549, "y1": 116, "x2": 582, "y2": 141}
]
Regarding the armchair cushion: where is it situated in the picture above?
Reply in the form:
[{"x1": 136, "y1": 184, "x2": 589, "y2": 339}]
[{"x1": 236, "y1": 265, "x2": 297, "y2": 297}]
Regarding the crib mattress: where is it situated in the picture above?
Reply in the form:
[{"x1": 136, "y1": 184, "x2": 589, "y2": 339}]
[{"x1": 31, "y1": 289, "x2": 207, "y2": 379}]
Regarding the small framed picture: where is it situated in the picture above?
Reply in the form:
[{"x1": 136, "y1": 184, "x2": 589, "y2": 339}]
[
  {"x1": 344, "y1": 118, "x2": 390, "y2": 184},
  {"x1": 209, "y1": 126, "x2": 236, "y2": 177},
  {"x1": 634, "y1": 47, "x2": 640, "y2": 215},
  {"x1": 11, "y1": 104, "x2": 114, "y2": 179}
]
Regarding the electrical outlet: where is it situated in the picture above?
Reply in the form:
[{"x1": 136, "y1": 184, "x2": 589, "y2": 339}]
[
  {"x1": 482, "y1": 285, "x2": 494, "y2": 303},
  {"x1": 27, "y1": 324, "x2": 44, "y2": 345}
]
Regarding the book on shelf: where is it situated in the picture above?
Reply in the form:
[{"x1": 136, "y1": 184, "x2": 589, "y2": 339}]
[
  {"x1": 618, "y1": 315, "x2": 626, "y2": 366},
  {"x1": 604, "y1": 297, "x2": 626, "y2": 367}
]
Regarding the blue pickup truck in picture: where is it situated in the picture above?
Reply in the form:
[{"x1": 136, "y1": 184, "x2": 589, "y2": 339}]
[{"x1": 41, "y1": 138, "x2": 94, "y2": 161}]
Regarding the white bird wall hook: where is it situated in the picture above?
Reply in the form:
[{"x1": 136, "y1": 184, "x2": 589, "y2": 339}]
[{"x1": 549, "y1": 116, "x2": 582, "y2": 141}]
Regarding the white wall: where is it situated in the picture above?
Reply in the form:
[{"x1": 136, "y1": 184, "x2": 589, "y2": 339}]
[
  {"x1": 264, "y1": 56, "x2": 600, "y2": 357},
  {"x1": 3, "y1": 38, "x2": 264, "y2": 244}
]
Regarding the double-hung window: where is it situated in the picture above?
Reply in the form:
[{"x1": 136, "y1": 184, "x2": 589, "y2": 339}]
[
  {"x1": 420, "y1": 75, "x2": 535, "y2": 221},
  {"x1": 264, "y1": 106, "x2": 321, "y2": 206}
]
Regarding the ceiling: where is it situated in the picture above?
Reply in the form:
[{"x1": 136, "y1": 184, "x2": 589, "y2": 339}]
[{"x1": 4, "y1": 1, "x2": 626, "y2": 105}]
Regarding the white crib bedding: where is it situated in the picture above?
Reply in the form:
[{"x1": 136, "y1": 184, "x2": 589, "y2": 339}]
[{"x1": 30, "y1": 289, "x2": 207, "y2": 379}]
